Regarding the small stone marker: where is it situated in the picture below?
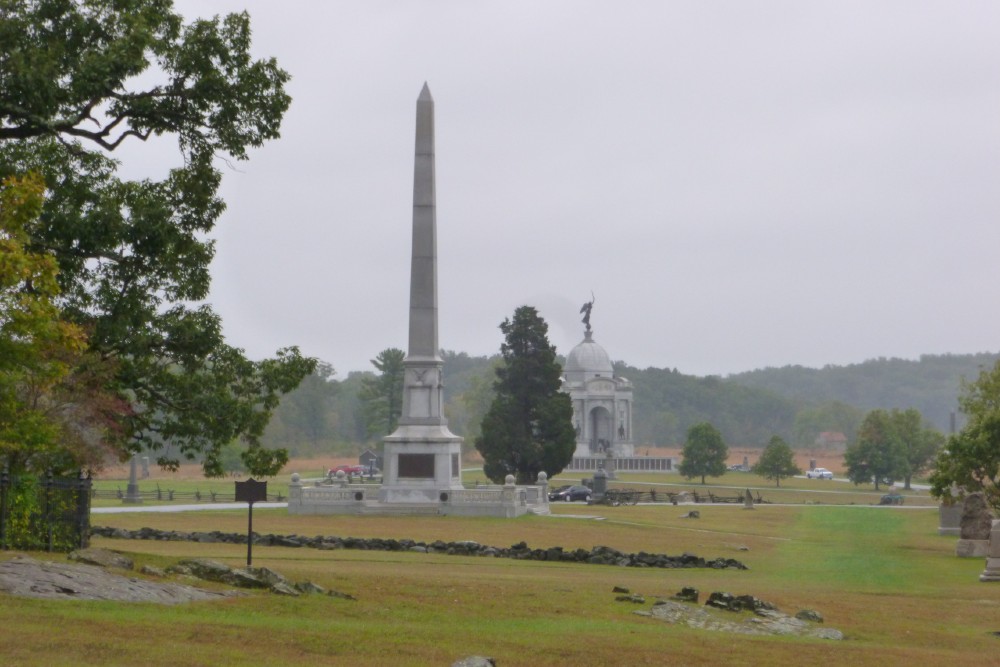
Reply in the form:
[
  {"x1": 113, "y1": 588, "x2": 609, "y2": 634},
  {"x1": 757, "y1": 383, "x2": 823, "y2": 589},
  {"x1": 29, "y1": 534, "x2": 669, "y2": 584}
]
[
  {"x1": 743, "y1": 488, "x2": 754, "y2": 510},
  {"x1": 123, "y1": 454, "x2": 143, "y2": 504},
  {"x1": 939, "y1": 500, "x2": 962, "y2": 536}
]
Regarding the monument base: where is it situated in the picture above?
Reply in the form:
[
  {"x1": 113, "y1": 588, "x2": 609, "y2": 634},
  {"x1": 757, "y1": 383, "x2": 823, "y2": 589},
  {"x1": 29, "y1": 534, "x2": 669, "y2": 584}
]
[
  {"x1": 287, "y1": 472, "x2": 550, "y2": 519},
  {"x1": 980, "y1": 557, "x2": 1000, "y2": 582},
  {"x1": 956, "y1": 538, "x2": 989, "y2": 558},
  {"x1": 380, "y1": 428, "x2": 465, "y2": 501}
]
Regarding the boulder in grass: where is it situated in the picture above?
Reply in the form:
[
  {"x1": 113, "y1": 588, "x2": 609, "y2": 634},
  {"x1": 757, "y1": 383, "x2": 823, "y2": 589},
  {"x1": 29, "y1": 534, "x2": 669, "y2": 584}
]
[{"x1": 68, "y1": 548, "x2": 134, "y2": 571}]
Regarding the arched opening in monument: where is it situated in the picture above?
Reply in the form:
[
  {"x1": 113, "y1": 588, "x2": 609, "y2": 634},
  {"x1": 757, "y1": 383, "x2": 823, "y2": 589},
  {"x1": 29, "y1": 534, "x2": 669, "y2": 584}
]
[{"x1": 589, "y1": 406, "x2": 613, "y2": 454}]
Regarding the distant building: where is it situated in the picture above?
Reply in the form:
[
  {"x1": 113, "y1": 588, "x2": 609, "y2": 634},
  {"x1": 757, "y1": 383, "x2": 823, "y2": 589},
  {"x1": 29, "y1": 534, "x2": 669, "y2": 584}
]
[{"x1": 359, "y1": 448, "x2": 383, "y2": 471}]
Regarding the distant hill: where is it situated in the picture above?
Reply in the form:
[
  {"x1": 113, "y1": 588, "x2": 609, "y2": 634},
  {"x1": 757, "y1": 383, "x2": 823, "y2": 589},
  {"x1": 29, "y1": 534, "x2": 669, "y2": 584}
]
[
  {"x1": 723, "y1": 352, "x2": 1000, "y2": 434},
  {"x1": 613, "y1": 362, "x2": 797, "y2": 447}
]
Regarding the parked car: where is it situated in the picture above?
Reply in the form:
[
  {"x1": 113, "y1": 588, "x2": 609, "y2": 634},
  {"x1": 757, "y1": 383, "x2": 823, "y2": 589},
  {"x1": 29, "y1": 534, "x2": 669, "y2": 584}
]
[
  {"x1": 806, "y1": 467, "x2": 833, "y2": 480},
  {"x1": 549, "y1": 485, "x2": 592, "y2": 502}
]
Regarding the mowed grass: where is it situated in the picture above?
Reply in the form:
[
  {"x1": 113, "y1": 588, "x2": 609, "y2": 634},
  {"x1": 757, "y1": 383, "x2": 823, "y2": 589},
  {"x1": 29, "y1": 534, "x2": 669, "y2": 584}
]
[{"x1": 2, "y1": 505, "x2": 998, "y2": 667}]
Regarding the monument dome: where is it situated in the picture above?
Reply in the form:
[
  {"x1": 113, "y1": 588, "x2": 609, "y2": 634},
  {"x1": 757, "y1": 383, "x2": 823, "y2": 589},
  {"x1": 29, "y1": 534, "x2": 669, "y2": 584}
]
[{"x1": 564, "y1": 332, "x2": 614, "y2": 383}]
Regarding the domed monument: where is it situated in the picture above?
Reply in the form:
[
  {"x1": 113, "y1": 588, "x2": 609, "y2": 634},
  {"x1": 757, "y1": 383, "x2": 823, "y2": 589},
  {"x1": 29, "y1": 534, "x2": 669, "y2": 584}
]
[{"x1": 563, "y1": 297, "x2": 634, "y2": 459}]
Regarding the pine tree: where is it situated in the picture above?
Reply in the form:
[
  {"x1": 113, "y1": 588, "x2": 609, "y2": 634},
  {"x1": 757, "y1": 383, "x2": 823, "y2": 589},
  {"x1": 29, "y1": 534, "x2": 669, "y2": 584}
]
[
  {"x1": 475, "y1": 306, "x2": 575, "y2": 484},
  {"x1": 359, "y1": 348, "x2": 405, "y2": 439}
]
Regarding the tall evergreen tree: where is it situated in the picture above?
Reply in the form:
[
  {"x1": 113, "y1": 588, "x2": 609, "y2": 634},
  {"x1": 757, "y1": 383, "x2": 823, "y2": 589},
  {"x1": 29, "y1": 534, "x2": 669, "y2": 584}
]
[
  {"x1": 475, "y1": 306, "x2": 575, "y2": 484},
  {"x1": 678, "y1": 422, "x2": 728, "y2": 484},
  {"x1": 359, "y1": 348, "x2": 405, "y2": 439}
]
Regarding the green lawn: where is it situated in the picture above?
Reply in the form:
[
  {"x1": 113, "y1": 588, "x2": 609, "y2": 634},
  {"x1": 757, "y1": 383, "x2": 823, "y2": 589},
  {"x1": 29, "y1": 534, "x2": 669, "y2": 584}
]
[{"x1": 2, "y1": 503, "x2": 996, "y2": 666}]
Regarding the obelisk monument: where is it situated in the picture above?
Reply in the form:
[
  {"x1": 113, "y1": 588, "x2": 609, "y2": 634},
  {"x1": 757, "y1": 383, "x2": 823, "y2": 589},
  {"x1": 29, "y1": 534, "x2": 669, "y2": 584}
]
[{"x1": 380, "y1": 83, "x2": 464, "y2": 502}]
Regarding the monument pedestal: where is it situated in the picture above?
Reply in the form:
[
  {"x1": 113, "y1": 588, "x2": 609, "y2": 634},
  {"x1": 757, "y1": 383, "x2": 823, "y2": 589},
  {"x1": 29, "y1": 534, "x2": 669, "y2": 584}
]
[
  {"x1": 956, "y1": 539, "x2": 989, "y2": 558},
  {"x1": 379, "y1": 426, "x2": 464, "y2": 503}
]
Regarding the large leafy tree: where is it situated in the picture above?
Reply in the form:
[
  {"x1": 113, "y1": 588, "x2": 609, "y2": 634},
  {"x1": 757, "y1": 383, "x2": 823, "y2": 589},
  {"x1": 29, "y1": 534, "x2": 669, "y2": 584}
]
[
  {"x1": 752, "y1": 435, "x2": 800, "y2": 487},
  {"x1": 844, "y1": 409, "x2": 907, "y2": 490},
  {"x1": 0, "y1": 173, "x2": 89, "y2": 473},
  {"x1": 931, "y1": 361, "x2": 1000, "y2": 510},
  {"x1": 0, "y1": 0, "x2": 314, "y2": 476},
  {"x1": 475, "y1": 306, "x2": 575, "y2": 484},
  {"x1": 678, "y1": 422, "x2": 728, "y2": 484},
  {"x1": 359, "y1": 348, "x2": 405, "y2": 439},
  {"x1": 892, "y1": 408, "x2": 944, "y2": 490},
  {"x1": 260, "y1": 361, "x2": 341, "y2": 454}
]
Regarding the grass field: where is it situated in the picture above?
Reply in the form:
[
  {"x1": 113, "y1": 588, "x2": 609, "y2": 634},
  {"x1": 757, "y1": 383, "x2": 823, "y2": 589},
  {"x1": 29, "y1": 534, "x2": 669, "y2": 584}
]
[{"x1": 2, "y1": 500, "x2": 997, "y2": 666}]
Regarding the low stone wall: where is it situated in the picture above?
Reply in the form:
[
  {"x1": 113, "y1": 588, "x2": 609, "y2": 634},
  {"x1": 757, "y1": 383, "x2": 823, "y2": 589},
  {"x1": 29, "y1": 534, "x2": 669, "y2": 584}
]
[{"x1": 91, "y1": 527, "x2": 748, "y2": 571}]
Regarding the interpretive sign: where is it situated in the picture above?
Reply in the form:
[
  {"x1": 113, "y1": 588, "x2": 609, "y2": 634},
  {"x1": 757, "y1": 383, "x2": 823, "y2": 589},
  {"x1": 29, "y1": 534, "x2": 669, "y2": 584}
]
[{"x1": 235, "y1": 479, "x2": 268, "y2": 567}]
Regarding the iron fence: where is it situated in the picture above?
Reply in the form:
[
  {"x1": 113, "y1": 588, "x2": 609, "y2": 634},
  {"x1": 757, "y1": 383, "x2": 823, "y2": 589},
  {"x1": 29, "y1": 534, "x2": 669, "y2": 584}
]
[{"x1": 0, "y1": 469, "x2": 92, "y2": 552}]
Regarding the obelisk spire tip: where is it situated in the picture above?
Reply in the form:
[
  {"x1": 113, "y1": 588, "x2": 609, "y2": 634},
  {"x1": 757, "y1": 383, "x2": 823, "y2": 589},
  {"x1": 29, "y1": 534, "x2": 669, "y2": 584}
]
[{"x1": 419, "y1": 82, "x2": 433, "y2": 102}]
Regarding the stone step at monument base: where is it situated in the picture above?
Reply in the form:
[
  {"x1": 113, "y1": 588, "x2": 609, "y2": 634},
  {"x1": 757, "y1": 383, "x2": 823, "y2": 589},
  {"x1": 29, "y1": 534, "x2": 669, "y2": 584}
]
[
  {"x1": 360, "y1": 502, "x2": 442, "y2": 516},
  {"x1": 528, "y1": 506, "x2": 551, "y2": 516}
]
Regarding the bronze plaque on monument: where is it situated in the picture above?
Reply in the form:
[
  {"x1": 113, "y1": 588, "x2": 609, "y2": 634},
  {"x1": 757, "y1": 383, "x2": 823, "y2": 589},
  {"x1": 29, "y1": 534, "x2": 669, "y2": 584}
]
[{"x1": 398, "y1": 454, "x2": 435, "y2": 478}]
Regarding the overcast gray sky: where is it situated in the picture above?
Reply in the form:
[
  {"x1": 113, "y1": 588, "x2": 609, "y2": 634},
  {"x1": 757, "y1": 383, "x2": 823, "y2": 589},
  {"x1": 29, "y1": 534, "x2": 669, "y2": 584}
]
[{"x1": 140, "y1": 1, "x2": 1000, "y2": 378}]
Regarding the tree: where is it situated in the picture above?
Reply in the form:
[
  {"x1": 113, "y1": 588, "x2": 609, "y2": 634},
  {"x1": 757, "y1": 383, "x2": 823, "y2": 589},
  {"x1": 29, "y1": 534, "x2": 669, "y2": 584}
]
[
  {"x1": 0, "y1": 173, "x2": 89, "y2": 474},
  {"x1": 359, "y1": 348, "x2": 405, "y2": 439},
  {"x1": 678, "y1": 422, "x2": 727, "y2": 484},
  {"x1": 646, "y1": 410, "x2": 680, "y2": 446},
  {"x1": 0, "y1": 0, "x2": 314, "y2": 476},
  {"x1": 752, "y1": 435, "x2": 800, "y2": 487},
  {"x1": 475, "y1": 306, "x2": 575, "y2": 484},
  {"x1": 892, "y1": 408, "x2": 944, "y2": 490},
  {"x1": 930, "y1": 361, "x2": 1000, "y2": 511},
  {"x1": 262, "y1": 361, "x2": 340, "y2": 454},
  {"x1": 792, "y1": 401, "x2": 865, "y2": 447},
  {"x1": 844, "y1": 409, "x2": 907, "y2": 490},
  {"x1": 446, "y1": 359, "x2": 498, "y2": 443}
]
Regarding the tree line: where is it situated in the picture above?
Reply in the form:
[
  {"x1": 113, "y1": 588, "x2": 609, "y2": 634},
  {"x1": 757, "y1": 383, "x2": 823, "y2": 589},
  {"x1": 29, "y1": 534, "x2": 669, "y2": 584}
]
[{"x1": 262, "y1": 350, "x2": 999, "y2": 455}]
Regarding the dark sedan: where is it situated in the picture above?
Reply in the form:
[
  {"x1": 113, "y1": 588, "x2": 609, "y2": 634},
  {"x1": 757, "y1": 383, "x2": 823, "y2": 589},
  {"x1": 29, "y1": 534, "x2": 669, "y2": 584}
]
[{"x1": 549, "y1": 485, "x2": 592, "y2": 502}]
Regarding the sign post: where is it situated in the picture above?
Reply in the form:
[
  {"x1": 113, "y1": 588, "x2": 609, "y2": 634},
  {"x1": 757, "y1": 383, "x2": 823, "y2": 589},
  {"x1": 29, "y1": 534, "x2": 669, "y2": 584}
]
[{"x1": 234, "y1": 478, "x2": 268, "y2": 568}]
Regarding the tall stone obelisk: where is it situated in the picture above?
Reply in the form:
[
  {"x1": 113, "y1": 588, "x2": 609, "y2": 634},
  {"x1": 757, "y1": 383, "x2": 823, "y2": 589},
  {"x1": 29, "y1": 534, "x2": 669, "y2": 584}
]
[{"x1": 380, "y1": 83, "x2": 464, "y2": 502}]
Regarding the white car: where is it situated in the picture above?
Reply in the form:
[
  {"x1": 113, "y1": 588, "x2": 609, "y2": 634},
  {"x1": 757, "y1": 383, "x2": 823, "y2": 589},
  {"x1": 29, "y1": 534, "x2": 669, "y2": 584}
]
[{"x1": 806, "y1": 467, "x2": 834, "y2": 480}]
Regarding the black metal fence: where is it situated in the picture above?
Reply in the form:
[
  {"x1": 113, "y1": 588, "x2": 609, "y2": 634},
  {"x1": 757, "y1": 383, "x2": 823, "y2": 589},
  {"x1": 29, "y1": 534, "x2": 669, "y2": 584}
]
[{"x1": 0, "y1": 469, "x2": 92, "y2": 552}]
